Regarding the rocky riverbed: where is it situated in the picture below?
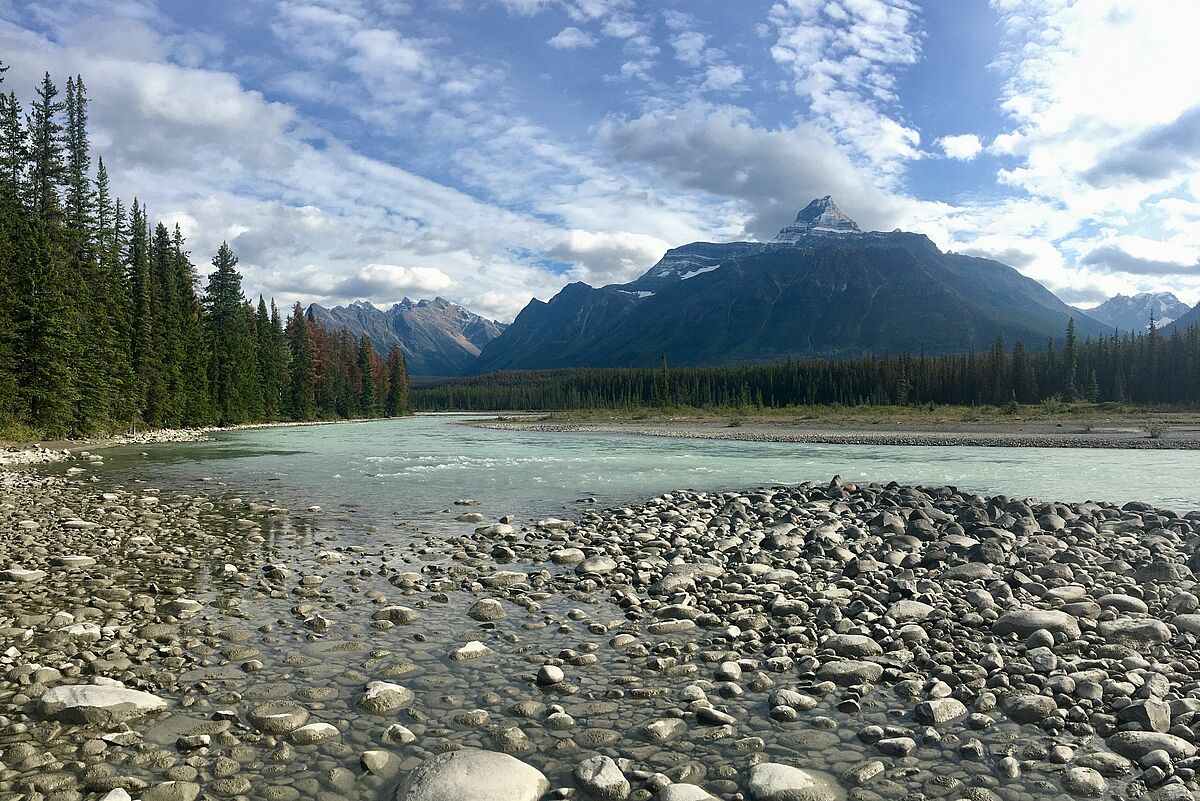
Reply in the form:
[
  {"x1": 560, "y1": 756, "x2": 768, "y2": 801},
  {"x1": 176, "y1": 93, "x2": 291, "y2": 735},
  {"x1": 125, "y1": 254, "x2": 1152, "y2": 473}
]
[{"x1": 3, "y1": 455, "x2": 1200, "y2": 801}]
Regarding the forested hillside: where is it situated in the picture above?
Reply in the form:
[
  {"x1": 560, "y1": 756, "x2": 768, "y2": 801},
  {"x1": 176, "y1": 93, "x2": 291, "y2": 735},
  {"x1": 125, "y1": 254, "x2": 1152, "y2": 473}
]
[
  {"x1": 415, "y1": 319, "x2": 1200, "y2": 411},
  {"x1": 0, "y1": 66, "x2": 409, "y2": 437}
]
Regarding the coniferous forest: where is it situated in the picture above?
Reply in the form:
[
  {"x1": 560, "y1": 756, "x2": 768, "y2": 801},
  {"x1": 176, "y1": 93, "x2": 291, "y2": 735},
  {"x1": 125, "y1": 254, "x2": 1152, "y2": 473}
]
[
  {"x1": 413, "y1": 318, "x2": 1200, "y2": 412},
  {"x1": 0, "y1": 67, "x2": 409, "y2": 437}
]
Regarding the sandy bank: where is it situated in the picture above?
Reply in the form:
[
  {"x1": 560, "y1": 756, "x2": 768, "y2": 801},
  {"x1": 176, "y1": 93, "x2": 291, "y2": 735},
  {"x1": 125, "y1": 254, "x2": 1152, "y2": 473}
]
[{"x1": 469, "y1": 415, "x2": 1200, "y2": 450}]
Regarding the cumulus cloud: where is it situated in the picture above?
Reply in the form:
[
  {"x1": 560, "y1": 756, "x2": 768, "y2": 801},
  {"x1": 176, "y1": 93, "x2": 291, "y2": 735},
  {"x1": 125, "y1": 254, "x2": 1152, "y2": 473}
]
[
  {"x1": 936, "y1": 134, "x2": 983, "y2": 160},
  {"x1": 277, "y1": 264, "x2": 454, "y2": 302},
  {"x1": 701, "y1": 64, "x2": 744, "y2": 93},
  {"x1": 549, "y1": 229, "x2": 671, "y2": 286},
  {"x1": 547, "y1": 27, "x2": 597, "y2": 50},
  {"x1": 600, "y1": 102, "x2": 920, "y2": 240},
  {"x1": 670, "y1": 30, "x2": 707, "y2": 67}
]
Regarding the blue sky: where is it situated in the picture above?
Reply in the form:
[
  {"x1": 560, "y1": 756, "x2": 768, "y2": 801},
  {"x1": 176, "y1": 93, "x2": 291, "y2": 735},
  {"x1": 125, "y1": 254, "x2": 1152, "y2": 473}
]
[{"x1": 2, "y1": 0, "x2": 1199, "y2": 319}]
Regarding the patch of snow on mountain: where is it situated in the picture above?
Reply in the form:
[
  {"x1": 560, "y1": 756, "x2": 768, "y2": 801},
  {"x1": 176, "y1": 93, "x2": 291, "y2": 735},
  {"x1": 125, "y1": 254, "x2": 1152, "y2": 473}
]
[{"x1": 680, "y1": 265, "x2": 720, "y2": 280}]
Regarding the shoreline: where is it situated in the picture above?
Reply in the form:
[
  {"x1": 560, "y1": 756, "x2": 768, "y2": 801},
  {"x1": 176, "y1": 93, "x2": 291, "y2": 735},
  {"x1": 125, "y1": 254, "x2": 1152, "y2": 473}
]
[
  {"x1": 0, "y1": 417, "x2": 383, "y2": 468},
  {"x1": 469, "y1": 414, "x2": 1200, "y2": 450}
]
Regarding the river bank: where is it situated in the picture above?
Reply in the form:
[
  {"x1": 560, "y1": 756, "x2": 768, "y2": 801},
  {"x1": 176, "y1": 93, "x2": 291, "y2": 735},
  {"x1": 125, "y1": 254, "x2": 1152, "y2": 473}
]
[
  {"x1": 3, "y1": 441, "x2": 1200, "y2": 801},
  {"x1": 0, "y1": 419, "x2": 380, "y2": 468},
  {"x1": 470, "y1": 414, "x2": 1200, "y2": 449}
]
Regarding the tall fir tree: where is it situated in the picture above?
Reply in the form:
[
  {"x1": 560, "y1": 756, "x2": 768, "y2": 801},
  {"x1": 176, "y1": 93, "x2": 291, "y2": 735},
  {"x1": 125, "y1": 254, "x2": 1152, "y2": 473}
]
[
  {"x1": 384, "y1": 346, "x2": 410, "y2": 417},
  {"x1": 286, "y1": 302, "x2": 317, "y2": 421},
  {"x1": 356, "y1": 334, "x2": 376, "y2": 416},
  {"x1": 204, "y1": 242, "x2": 260, "y2": 424}
]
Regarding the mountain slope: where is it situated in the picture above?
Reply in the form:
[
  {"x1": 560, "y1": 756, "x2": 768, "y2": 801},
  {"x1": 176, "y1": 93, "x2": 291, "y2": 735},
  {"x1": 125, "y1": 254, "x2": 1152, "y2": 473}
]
[
  {"x1": 1078, "y1": 292, "x2": 1191, "y2": 331},
  {"x1": 308, "y1": 297, "x2": 505, "y2": 376},
  {"x1": 1163, "y1": 301, "x2": 1200, "y2": 334},
  {"x1": 476, "y1": 198, "x2": 1109, "y2": 371}
]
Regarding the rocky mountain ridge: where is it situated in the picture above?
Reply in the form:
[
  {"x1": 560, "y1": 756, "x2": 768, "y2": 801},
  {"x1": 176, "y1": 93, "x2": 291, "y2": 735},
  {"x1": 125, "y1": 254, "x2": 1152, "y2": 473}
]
[{"x1": 307, "y1": 297, "x2": 505, "y2": 376}]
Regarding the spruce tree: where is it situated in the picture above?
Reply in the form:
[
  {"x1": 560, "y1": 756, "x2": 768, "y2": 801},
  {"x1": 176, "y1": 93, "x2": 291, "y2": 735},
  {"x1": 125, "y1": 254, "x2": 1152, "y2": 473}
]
[
  {"x1": 384, "y1": 346, "x2": 409, "y2": 417},
  {"x1": 204, "y1": 242, "x2": 259, "y2": 423},
  {"x1": 356, "y1": 334, "x2": 375, "y2": 416},
  {"x1": 286, "y1": 302, "x2": 316, "y2": 420},
  {"x1": 18, "y1": 72, "x2": 77, "y2": 430}
]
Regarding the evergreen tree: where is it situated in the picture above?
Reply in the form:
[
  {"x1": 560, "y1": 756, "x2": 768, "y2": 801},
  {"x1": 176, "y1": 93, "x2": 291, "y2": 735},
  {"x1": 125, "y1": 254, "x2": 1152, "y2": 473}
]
[
  {"x1": 286, "y1": 302, "x2": 317, "y2": 420},
  {"x1": 384, "y1": 346, "x2": 410, "y2": 417},
  {"x1": 204, "y1": 242, "x2": 260, "y2": 423},
  {"x1": 1063, "y1": 317, "x2": 1079, "y2": 401},
  {"x1": 356, "y1": 335, "x2": 376, "y2": 416}
]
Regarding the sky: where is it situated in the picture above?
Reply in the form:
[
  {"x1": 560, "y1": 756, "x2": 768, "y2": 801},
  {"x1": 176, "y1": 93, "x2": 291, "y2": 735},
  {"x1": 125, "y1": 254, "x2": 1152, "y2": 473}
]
[{"x1": 2, "y1": 0, "x2": 1200, "y2": 321}]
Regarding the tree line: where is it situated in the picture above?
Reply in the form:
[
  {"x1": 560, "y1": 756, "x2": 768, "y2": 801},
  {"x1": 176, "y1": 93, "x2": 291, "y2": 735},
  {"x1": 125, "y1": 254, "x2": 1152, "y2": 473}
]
[
  {"x1": 0, "y1": 66, "x2": 409, "y2": 436},
  {"x1": 413, "y1": 318, "x2": 1200, "y2": 411}
]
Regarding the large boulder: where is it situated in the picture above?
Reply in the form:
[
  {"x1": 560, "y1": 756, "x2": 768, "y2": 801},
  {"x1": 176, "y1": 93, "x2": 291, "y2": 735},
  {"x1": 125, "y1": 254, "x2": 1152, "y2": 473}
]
[
  {"x1": 394, "y1": 749, "x2": 549, "y2": 801},
  {"x1": 747, "y1": 763, "x2": 842, "y2": 801},
  {"x1": 40, "y1": 684, "x2": 168, "y2": 725},
  {"x1": 1106, "y1": 731, "x2": 1198, "y2": 760}
]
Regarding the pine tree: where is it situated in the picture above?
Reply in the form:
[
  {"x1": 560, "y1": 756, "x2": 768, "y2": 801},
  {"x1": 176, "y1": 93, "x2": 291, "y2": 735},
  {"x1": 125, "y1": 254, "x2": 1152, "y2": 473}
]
[
  {"x1": 1063, "y1": 317, "x2": 1079, "y2": 401},
  {"x1": 384, "y1": 345, "x2": 409, "y2": 417},
  {"x1": 171, "y1": 224, "x2": 211, "y2": 423},
  {"x1": 18, "y1": 72, "x2": 77, "y2": 430},
  {"x1": 204, "y1": 242, "x2": 259, "y2": 423},
  {"x1": 286, "y1": 301, "x2": 316, "y2": 420},
  {"x1": 0, "y1": 71, "x2": 24, "y2": 423},
  {"x1": 356, "y1": 335, "x2": 376, "y2": 416},
  {"x1": 255, "y1": 296, "x2": 284, "y2": 419}
]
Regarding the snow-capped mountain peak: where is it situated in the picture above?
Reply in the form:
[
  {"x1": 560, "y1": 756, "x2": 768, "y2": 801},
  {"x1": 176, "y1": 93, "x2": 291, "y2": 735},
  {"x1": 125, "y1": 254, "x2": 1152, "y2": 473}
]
[
  {"x1": 1083, "y1": 291, "x2": 1191, "y2": 331},
  {"x1": 773, "y1": 196, "x2": 862, "y2": 243}
]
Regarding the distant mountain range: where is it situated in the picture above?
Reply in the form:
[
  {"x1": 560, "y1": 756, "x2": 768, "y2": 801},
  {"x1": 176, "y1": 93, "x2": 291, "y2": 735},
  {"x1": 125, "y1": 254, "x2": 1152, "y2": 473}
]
[
  {"x1": 474, "y1": 196, "x2": 1111, "y2": 371},
  {"x1": 1075, "y1": 292, "x2": 1191, "y2": 332},
  {"x1": 307, "y1": 297, "x2": 505, "y2": 376},
  {"x1": 309, "y1": 198, "x2": 1197, "y2": 375}
]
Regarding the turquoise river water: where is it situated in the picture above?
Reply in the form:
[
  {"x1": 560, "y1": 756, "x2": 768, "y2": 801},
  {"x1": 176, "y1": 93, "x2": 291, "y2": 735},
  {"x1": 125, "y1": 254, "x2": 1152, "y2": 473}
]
[{"x1": 98, "y1": 413, "x2": 1200, "y2": 520}]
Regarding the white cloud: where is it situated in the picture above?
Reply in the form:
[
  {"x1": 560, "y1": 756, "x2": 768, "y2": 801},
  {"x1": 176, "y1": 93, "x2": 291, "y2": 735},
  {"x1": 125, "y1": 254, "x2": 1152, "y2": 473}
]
[
  {"x1": 600, "y1": 102, "x2": 926, "y2": 241},
  {"x1": 936, "y1": 133, "x2": 982, "y2": 160},
  {"x1": 547, "y1": 26, "x2": 597, "y2": 50},
  {"x1": 767, "y1": 0, "x2": 923, "y2": 183},
  {"x1": 670, "y1": 30, "x2": 707, "y2": 67},
  {"x1": 701, "y1": 64, "x2": 745, "y2": 93},
  {"x1": 496, "y1": 0, "x2": 552, "y2": 15},
  {"x1": 550, "y1": 229, "x2": 671, "y2": 285}
]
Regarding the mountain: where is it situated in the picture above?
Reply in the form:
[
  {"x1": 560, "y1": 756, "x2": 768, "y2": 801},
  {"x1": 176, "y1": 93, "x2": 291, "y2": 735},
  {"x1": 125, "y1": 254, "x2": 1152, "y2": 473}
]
[
  {"x1": 1077, "y1": 292, "x2": 1191, "y2": 332},
  {"x1": 1163, "y1": 301, "x2": 1200, "y2": 334},
  {"x1": 475, "y1": 197, "x2": 1110, "y2": 371},
  {"x1": 308, "y1": 297, "x2": 506, "y2": 376}
]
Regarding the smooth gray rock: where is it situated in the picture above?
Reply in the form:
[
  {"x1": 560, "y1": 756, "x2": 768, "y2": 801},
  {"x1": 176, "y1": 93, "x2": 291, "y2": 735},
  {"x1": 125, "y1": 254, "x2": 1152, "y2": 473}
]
[
  {"x1": 394, "y1": 749, "x2": 549, "y2": 801},
  {"x1": 993, "y1": 609, "x2": 1080, "y2": 639},
  {"x1": 815, "y1": 660, "x2": 882, "y2": 686},
  {"x1": 916, "y1": 697, "x2": 967, "y2": 725},
  {"x1": 657, "y1": 785, "x2": 718, "y2": 801},
  {"x1": 574, "y1": 755, "x2": 630, "y2": 800},
  {"x1": 1061, "y1": 766, "x2": 1108, "y2": 797},
  {"x1": 747, "y1": 763, "x2": 840, "y2": 801},
  {"x1": 1107, "y1": 731, "x2": 1198, "y2": 760},
  {"x1": 1001, "y1": 693, "x2": 1057, "y2": 724},
  {"x1": 357, "y1": 681, "x2": 414, "y2": 714},
  {"x1": 247, "y1": 700, "x2": 309, "y2": 734},
  {"x1": 40, "y1": 684, "x2": 168, "y2": 725}
]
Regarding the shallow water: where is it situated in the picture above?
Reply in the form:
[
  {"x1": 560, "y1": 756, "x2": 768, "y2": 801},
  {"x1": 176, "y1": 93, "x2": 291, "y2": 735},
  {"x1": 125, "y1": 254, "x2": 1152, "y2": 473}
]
[
  {"x1": 19, "y1": 415, "x2": 1197, "y2": 800},
  {"x1": 97, "y1": 413, "x2": 1200, "y2": 520}
]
